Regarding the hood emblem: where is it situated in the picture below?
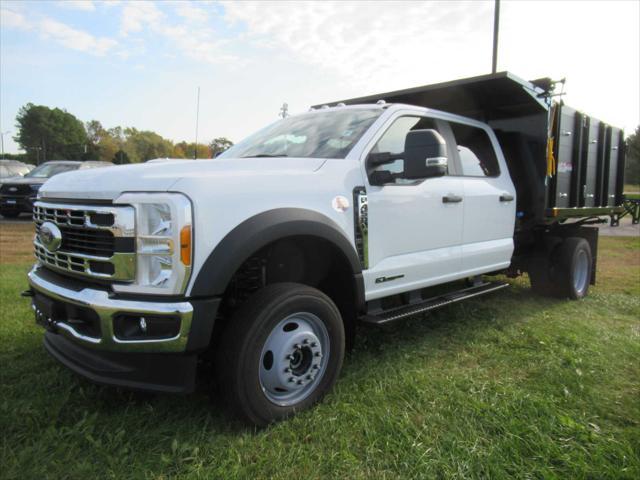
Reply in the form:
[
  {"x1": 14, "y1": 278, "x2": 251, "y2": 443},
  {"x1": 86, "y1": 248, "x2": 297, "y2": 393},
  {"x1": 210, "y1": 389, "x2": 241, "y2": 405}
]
[
  {"x1": 39, "y1": 222, "x2": 62, "y2": 253},
  {"x1": 9, "y1": 187, "x2": 17, "y2": 192}
]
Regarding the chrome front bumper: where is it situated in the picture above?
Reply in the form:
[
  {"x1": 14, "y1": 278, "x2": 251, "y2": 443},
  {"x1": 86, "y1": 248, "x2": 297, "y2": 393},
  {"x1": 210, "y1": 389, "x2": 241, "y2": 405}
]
[{"x1": 28, "y1": 266, "x2": 193, "y2": 353}]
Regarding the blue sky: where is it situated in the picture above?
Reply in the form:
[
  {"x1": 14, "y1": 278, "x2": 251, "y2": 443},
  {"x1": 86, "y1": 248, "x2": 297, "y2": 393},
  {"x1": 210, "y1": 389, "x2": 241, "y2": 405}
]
[{"x1": 1, "y1": 0, "x2": 638, "y2": 154}]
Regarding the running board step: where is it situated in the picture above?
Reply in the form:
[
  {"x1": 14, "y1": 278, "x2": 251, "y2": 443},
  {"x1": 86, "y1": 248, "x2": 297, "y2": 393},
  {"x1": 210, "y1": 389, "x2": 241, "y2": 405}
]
[{"x1": 360, "y1": 281, "x2": 509, "y2": 326}]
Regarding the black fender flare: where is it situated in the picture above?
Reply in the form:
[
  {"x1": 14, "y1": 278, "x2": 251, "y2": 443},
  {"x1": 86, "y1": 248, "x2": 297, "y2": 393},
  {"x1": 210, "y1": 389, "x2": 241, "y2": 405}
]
[{"x1": 189, "y1": 208, "x2": 364, "y2": 308}]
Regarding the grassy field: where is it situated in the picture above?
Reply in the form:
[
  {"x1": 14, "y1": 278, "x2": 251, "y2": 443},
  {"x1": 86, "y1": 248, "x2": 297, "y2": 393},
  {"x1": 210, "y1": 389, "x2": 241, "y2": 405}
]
[{"x1": 1, "y1": 223, "x2": 639, "y2": 479}]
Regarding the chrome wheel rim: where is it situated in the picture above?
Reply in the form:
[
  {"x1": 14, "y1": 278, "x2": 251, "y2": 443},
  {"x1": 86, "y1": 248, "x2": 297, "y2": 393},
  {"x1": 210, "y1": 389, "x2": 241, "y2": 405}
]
[
  {"x1": 259, "y1": 312, "x2": 330, "y2": 406},
  {"x1": 573, "y1": 249, "x2": 589, "y2": 294}
]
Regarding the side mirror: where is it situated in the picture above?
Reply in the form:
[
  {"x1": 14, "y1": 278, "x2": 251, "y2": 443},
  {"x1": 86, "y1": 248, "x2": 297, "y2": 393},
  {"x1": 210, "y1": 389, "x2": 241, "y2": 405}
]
[{"x1": 403, "y1": 129, "x2": 448, "y2": 179}]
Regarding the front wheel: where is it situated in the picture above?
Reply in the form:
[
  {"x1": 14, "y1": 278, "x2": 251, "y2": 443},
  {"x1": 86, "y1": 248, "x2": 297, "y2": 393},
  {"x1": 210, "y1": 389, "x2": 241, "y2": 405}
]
[{"x1": 216, "y1": 283, "x2": 345, "y2": 426}]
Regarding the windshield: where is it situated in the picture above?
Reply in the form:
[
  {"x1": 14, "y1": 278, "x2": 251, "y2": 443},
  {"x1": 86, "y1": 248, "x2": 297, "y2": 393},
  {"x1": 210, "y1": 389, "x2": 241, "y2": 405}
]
[
  {"x1": 25, "y1": 163, "x2": 79, "y2": 178},
  {"x1": 219, "y1": 108, "x2": 382, "y2": 159}
]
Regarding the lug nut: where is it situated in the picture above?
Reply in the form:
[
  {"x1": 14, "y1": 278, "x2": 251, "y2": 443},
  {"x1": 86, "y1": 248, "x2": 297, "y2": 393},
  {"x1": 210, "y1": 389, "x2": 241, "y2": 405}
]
[
  {"x1": 284, "y1": 367, "x2": 291, "y2": 373},
  {"x1": 313, "y1": 364, "x2": 320, "y2": 370},
  {"x1": 311, "y1": 342, "x2": 318, "y2": 347},
  {"x1": 306, "y1": 375, "x2": 312, "y2": 380},
  {"x1": 294, "y1": 344, "x2": 301, "y2": 349},
  {"x1": 297, "y1": 380, "x2": 304, "y2": 385},
  {"x1": 315, "y1": 352, "x2": 322, "y2": 358},
  {"x1": 303, "y1": 339, "x2": 309, "y2": 345},
  {"x1": 286, "y1": 355, "x2": 294, "y2": 360},
  {"x1": 288, "y1": 377, "x2": 295, "y2": 383}
]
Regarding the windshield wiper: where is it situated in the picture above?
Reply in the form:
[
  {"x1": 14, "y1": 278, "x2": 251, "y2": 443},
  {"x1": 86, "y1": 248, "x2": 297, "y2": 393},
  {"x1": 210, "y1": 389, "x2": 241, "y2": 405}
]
[{"x1": 240, "y1": 154, "x2": 288, "y2": 158}]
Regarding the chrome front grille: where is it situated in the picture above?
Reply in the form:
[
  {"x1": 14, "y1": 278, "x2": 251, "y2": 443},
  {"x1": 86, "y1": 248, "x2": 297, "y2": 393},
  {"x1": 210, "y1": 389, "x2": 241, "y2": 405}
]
[{"x1": 33, "y1": 201, "x2": 136, "y2": 282}]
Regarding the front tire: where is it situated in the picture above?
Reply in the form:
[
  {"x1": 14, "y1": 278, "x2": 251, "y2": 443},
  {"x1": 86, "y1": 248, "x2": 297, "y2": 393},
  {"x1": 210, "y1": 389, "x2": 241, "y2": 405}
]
[{"x1": 216, "y1": 283, "x2": 345, "y2": 426}]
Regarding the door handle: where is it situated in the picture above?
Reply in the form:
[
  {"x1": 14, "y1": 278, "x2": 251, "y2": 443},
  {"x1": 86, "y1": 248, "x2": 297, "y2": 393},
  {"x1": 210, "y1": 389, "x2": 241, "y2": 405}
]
[
  {"x1": 442, "y1": 194, "x2": 463, "y2": 204},
  {"x1": 499, "y1": 194, "x2": 514, "y2": 202}
]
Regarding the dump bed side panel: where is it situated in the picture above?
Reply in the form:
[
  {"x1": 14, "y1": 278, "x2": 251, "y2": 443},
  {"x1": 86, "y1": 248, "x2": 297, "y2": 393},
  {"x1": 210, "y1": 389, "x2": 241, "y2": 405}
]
[
  {"x1": 554, "y1": 106, "x2": 576, "y2": 208},
  {"x1": 552, "y1": 104, "x2": 624, "y2": 211}
]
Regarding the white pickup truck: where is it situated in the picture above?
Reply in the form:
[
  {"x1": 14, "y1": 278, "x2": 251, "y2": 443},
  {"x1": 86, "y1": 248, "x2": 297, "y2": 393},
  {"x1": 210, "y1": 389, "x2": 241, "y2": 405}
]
[{"x1": 25, "y1": 72, "x2": 626, "y2": 425}]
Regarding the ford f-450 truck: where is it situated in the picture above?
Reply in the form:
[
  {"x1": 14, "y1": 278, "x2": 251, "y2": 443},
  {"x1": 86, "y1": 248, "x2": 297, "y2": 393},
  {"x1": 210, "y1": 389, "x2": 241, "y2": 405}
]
[{"x1": 25, "y1": 72, "x2": 626, "y2": 425}]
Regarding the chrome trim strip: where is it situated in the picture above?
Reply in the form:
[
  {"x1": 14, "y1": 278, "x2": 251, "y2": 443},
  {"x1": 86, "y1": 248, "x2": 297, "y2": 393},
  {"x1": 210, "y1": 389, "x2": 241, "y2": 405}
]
[
  {"x1": 34, "y1": 238, "x2": 135, "y2": 281},
  {"x1": 28, "y1": 265, "x2": 193, "y2": 353},
  {"x1": 354, "y1": 188, "x2": 369, "y2": 269},
  {"x1": 33, "y1": 201, "x2": 135, "y2": 237}
]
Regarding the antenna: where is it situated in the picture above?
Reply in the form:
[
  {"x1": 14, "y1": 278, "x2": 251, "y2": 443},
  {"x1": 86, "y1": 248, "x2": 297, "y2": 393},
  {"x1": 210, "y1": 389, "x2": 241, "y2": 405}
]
[
  {"x1": 194, "y1": 86, "x2": 200, "y2": 159},
  {"x1": 279, "y1": 102, "x2": 289, "y2": 118}
]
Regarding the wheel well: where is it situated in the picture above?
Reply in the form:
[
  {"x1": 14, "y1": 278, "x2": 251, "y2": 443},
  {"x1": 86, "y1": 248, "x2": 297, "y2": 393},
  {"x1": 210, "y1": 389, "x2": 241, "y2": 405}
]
[{"x1": 216, "y1": 235, "x2": 358, "y2": 347}]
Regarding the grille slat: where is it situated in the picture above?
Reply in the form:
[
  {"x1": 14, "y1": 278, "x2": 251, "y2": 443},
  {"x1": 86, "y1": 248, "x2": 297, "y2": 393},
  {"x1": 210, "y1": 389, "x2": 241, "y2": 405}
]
[{"x1": 33, "y1": 202, "x2": 135, "y2": 282}]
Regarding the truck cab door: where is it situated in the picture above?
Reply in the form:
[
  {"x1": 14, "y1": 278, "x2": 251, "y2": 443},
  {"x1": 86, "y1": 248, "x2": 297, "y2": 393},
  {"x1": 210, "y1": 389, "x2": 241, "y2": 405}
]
[
  {"x1": 360, "y1": 114, "x2": 464, "y2": 301},
  {"x1": 448, "y1": 121, "x2": 516, "y2": 275}
]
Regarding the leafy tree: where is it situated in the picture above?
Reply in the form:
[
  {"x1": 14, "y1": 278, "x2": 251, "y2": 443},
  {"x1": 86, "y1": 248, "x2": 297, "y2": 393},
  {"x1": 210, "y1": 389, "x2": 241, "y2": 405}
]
[
  {"x1": 209, "y1": 137, "x2": 233, "y2": 157},
  {"x1": 172, "y1": 141, "x2": 210, "y2": 159},
  {"x1": 14, "y1": 103, "x2": 88, "y2": 163},
  {"x1": 172, "y1": 142, "x2": 188, "y2": 159},
  {"x1": 112, "y1": 149, "x2": 130, "y2": 165},
  {"x1": 625, "y1": 125, "x2": 640, "y2": 188},
  {"x1": 122, "y1": 128, "x2": 173, "y2": 163}
]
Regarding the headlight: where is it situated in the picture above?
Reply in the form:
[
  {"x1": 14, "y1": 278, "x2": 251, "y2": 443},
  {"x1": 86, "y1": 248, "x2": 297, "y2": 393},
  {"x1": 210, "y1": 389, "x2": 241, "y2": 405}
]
[{"x1": 113, "y1": 192, "x2": 193, "y2": 295}]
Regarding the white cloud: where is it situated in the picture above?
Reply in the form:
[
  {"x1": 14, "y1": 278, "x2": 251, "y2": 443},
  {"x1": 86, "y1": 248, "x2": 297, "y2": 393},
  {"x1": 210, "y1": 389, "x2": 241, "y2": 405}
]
[
  {"x1": 118, "y1": 1, "x2": 237, "y2": 64},
  {"x1": 173, "y1": 1, "x2": 209, "y2": 24},
  {"x1": 1, "y1": 6, "x2": 117, "y2": 56},
  {"x1": 0, "y1": 7, "x2": 33, "y2": 30},
  {"x1": 56, "y1": 1, "x2": 96, "y2": 11},
  {"x1": 222, "y1": 1, "x2": 495, "y2": 90},
  {"x1": 40, "y1": 18, "x2": 117, "y2": 55},
  {"x1": 120, "y1": 1, "x2": 165, "y2": 35}
]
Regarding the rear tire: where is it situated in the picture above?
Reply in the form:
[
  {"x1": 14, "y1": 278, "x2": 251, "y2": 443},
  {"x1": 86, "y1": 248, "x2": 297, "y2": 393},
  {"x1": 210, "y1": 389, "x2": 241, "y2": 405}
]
[
  {"x1": 215, "y1": 283, "x2": 345, "y2": 426},
  {"x1": 551, "y1": 237, "x2": 592, "y2": 299},
  {"x1": 528, "y1": 237, "x2": 592, "y2": 299}
]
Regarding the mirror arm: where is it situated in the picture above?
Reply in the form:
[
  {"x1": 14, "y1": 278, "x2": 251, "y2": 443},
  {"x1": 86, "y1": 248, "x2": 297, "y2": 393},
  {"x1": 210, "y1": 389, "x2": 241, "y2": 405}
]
[{"x1": 367, "y1": 152, "x2": 403, "y2": 167}]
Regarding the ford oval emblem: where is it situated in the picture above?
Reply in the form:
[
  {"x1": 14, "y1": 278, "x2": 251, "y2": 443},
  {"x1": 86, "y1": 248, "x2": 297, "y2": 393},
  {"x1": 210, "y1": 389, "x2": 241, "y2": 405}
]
[{"x1": 39, "y1": 222, "x2": 62, "y2": 253}]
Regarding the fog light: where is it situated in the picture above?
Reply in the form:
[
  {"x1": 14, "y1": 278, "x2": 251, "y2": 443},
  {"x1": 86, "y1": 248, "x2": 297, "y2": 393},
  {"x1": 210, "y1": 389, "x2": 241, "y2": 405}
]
[{"x1": 113, "y1": 314, "x2": 180, "y2": 340}]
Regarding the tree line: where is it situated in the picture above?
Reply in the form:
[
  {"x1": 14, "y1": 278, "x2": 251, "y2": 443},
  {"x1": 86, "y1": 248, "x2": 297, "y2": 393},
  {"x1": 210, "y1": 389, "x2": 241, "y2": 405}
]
[{"x1": 9, "y1": 103, "x2": 233, "y2": 165}]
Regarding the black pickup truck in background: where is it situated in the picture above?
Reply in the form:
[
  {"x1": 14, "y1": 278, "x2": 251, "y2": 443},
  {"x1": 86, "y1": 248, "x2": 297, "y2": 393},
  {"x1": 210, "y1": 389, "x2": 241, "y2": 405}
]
[{"x1": 0, "y1": 160, "x2": 113, "y2": 218}]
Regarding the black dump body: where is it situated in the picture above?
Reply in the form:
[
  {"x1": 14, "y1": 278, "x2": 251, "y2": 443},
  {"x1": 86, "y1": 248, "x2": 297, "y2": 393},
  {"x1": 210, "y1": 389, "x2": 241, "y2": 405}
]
[{"x1": 317, "y1": 72, "x2": 625, "y2": 229}]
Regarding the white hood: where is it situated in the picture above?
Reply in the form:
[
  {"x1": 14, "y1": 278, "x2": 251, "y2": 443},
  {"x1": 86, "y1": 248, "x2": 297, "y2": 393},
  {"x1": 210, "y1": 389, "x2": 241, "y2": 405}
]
[{"x1": 39, "y1": 157, "x2": 327, "y2": 201}]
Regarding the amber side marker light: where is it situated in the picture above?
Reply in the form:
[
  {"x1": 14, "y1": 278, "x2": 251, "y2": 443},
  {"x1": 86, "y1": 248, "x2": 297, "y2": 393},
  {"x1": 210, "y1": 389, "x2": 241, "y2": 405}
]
[{"x1": 180, "y1": 225, "x2": 192, "y2": 266}]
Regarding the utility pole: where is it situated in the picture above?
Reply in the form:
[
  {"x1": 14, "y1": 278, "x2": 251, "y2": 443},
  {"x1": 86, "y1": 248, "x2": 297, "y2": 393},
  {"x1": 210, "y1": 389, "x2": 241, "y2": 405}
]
[
  {"x1": 0, "y1": 130, "x2": 9, "y2": 159},
  {"x1": 194, "y1": 86, "x2": 200, "y2": 160},
  {"x1": 492, "y1": 0, "x2": 500, "y2": 73}
]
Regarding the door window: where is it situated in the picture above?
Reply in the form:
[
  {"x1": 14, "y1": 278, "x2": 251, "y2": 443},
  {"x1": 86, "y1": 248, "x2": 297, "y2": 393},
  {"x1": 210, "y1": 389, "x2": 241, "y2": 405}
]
[
  {"x1": 449, "y1": 122, "x2": 499, "y2": 177},
  {"x1": 369, "y1": 116, "x2": 448, "y2": 184}
]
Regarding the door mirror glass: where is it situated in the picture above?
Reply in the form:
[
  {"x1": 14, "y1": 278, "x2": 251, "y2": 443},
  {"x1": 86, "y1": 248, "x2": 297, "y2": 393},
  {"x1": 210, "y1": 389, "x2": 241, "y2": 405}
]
[{"x1": 403, "y1": 129, "x2": 448, "y2": 179}]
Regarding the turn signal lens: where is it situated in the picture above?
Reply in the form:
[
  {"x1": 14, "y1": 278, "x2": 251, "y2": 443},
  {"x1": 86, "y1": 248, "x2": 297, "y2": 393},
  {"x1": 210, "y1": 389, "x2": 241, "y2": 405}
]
[{"x1": 180, "y1": 225, "x2": 192, "y2": 266}]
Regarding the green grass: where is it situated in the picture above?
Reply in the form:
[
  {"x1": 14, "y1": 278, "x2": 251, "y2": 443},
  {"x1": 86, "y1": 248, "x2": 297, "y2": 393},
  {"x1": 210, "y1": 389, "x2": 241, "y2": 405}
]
[{"x1": 1, "y1": 234, "x2": 639, "y2": 479}]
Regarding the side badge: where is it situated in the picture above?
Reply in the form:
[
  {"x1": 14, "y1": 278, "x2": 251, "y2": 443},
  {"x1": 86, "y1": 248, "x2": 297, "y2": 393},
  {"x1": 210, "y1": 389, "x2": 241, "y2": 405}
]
[{"x1": 332, "y1": 195, "x2": 350, "y2": 212}]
